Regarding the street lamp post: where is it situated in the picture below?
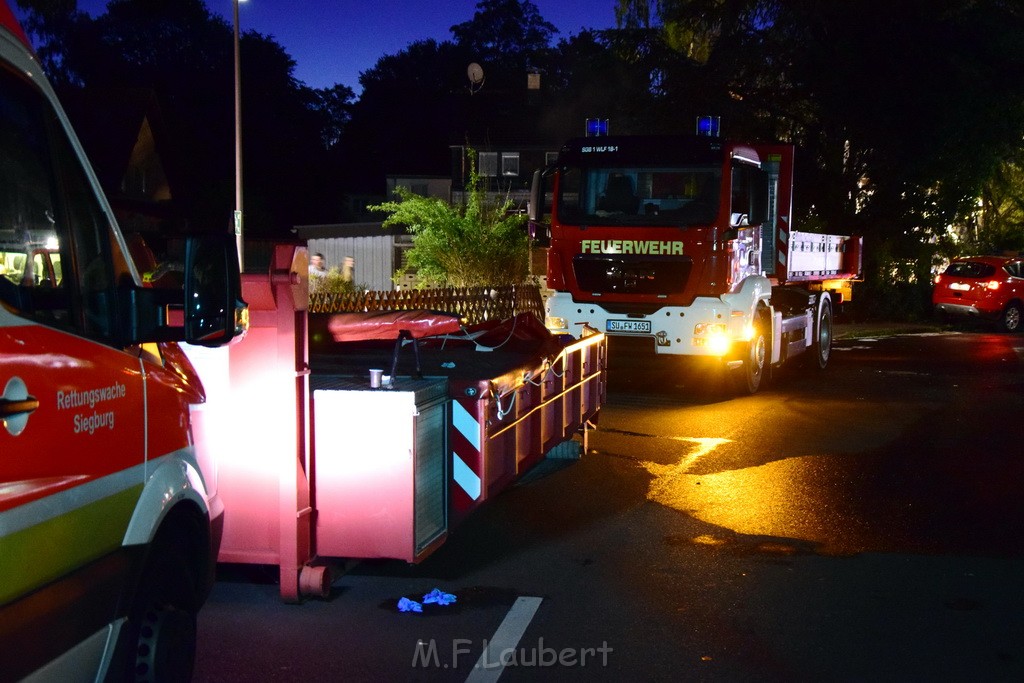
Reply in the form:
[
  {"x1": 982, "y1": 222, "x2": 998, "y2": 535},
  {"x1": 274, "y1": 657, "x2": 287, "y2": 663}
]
[{"x1": 233, "y1": 0, "x2": 244, "y2": 270}]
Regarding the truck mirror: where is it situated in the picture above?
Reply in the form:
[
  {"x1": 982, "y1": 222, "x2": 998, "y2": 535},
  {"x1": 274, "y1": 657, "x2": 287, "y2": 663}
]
[
  {"x1": 184, "y1": 233, "x2": 248, "y2": 347},
  {"x1": 529, "y1": 169, "x2": 551, "y2": 247},
  {"x1": 528, "y1": 169, "x2": 542, "y2": 222},
  {"x1": 528, "y1": 219, "x2": 550, "y2": 247}
]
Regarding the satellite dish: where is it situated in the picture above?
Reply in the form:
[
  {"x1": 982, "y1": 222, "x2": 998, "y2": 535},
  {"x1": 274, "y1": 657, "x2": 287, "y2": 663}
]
[{"x1": 467, "y1": 62, "x2": 485, "y2": 93}]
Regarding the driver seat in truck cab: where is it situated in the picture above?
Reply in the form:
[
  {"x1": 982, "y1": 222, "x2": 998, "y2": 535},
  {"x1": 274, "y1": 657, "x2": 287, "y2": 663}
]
[{"x1": 599, "y1": 173, "x2": 639, "y2": 214}]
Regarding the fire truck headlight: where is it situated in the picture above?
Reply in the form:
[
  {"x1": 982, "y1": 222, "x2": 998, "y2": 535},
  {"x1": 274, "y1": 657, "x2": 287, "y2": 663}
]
[
  {"x1": 545, "y1": 316, "x2": 569, "y2": 334},
  {"x1": 692, "y1": 322, "x2": 731, "y2": 355}
]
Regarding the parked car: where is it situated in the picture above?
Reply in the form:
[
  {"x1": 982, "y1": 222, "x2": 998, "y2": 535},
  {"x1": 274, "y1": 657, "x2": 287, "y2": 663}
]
[{"x1": 932, "y1": 255, "x2": 1024, "y2": 332}]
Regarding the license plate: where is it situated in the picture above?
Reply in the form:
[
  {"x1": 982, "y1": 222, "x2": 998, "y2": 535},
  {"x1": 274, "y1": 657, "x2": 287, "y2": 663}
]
[
  {"x1": 607, "y1": 319, "x2": 651, "y2": 334},
  {"x1": 950, "y1": 282, "x2": 971, "y2": 291}
]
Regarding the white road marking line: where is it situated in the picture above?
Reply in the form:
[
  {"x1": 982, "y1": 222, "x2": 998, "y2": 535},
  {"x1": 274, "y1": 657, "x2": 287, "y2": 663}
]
[{"x1": 464, "y1": 596, "x2": 543, "y2": 683}]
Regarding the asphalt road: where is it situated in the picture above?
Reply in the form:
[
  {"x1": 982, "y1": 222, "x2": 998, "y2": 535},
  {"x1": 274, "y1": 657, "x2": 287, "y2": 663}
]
[{"x1": 194, "y1": 328, "x2": 1024, "y2": 682}]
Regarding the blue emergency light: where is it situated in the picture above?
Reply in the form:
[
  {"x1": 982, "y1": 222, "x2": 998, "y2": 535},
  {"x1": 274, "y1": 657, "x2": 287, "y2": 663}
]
[
  {"x1": 586, "y1": 118, "x2": 609, "y2": 137},
  {"x1": 696, "y1": 116, "x2": 721, "y2": 137}
]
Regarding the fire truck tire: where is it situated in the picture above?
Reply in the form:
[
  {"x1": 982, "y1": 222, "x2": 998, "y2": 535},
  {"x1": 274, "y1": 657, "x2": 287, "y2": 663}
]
[
  {"x1": 731, "y1": 310, "x2": 769, "y2": 394},
  {"x1": 807, "y1": 296, "x2": 833, "y2": 370},
  {"x1": 125, "y1": 524, "x2": 201, "y2": 682}
]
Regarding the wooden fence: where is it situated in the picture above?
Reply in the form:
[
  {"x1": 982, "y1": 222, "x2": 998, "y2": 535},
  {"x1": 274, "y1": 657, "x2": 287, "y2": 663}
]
[{"x1": 308, "y1": 284, "x2": 546, "y2": 325}]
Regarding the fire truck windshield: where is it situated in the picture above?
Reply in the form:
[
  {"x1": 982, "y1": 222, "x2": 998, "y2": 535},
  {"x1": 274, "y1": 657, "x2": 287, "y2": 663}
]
[{"x1": 557, "y1": 166, "x2": 722, "y2": 227}]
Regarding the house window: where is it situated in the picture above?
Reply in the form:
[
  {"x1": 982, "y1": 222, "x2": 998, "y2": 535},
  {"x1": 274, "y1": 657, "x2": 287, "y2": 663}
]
[
  {"x1": 478, "y1": 152, "x2": 498, "y2": 177},
  {"x1": 501, "y1": 152, "x2": 520, "y2": 177}
]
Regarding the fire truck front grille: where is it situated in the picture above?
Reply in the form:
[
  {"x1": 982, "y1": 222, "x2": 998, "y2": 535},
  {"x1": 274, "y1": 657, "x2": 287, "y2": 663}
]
[{"x1": 573, "y1": 254, "x2": 691, "y2": 295}]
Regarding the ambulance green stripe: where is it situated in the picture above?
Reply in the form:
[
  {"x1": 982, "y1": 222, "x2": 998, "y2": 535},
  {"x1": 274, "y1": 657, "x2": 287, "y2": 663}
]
[
  {"x1": 0, "y1": 485, "x2": 142, "y2": 605},
  {"x1": 1, "y1": 461, "x2": 146, "y2": 535}
]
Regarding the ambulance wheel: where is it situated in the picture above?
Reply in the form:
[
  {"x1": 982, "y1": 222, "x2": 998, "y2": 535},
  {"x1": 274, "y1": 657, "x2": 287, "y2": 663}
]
[
  {"x1": 807, "y1": 296, "x2": 833, "y2": 370},
  {"x1": 127, "y1": 527, "x2": 200, "y2": 682},
  {"x1": 731, "y1": 310, "x2": 769, "y2": 394}
]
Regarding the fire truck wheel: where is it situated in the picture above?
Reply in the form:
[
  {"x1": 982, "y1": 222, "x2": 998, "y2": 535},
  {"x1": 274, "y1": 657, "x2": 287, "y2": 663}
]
[
  {"x1": 126, "y1": 527, "x2": 200, "y2": 682},
  {"x1": 732, "y1": 310, "x2": 769, "y2": 394},
  {"x1": 807, "y1": 296, "x2": 833, "y2": 369}
]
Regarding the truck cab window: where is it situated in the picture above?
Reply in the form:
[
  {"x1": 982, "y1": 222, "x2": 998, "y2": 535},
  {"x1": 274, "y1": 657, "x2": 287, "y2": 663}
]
[
  {"x1": 731, "y1": 163, "x2": 769, "y2": 225},
  {"x1": 558, "y1": 166, "x2": 721, "y2": 226},
  {"x1": 0, "y1": 68, "x2": 131, "y2": 342},
  {"x1": 555, "y1": 166, "x2": 582, "y2": 223}
]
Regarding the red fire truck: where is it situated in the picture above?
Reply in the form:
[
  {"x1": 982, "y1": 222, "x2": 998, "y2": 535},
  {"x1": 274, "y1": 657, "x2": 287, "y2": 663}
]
[
  {"x1": 530, "y1": 131, "x2": 862, "y2": 393},
  {"x1": 0, "y1": 4, "x2": 245, "y2": 679}
]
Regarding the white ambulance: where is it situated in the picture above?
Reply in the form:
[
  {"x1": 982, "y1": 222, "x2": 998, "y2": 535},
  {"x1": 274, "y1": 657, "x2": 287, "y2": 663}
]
[{"x1": 0, "y1": 3, "x2": 245, "y2": 680}]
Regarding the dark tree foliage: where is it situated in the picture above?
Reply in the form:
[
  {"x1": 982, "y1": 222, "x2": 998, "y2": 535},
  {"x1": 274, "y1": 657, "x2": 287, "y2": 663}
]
[
  {"x1": 16, "y1": 0, "x2": 350, "y2": 236},
  {"x1": 773, "y1": 2, "x2": 1024, "y2": 221},
  {"x1": 16, "y1": 0, "x2": 1024, "y2": 278},
  {"x1": 978, "y1": 153, "x2": 1024, "y2": 255},
  {"x1": 313, "y1": 84, "x2": 356, "y2": 149},
  {"x1": 540, "y1": 30, "x2": 658, "y2": 140},
  {"x1": 766, "y1": 0, "x2": 1024, "y2": 312},
  {"x1": 14, "y1": 0, "x2": 88, "y2": 85},
  {"x1": 449, "y1": 0, "x2": 558, "y2": 76},
  {"x1": 337, "y1": 39, "x2": 468, "y2": 196},
  {"x1": 615, "y1": 0, "x2": 1024, "y2": 316},
  {"x1": 339, "y1": 1, "x2": 562, "y2": 197}
]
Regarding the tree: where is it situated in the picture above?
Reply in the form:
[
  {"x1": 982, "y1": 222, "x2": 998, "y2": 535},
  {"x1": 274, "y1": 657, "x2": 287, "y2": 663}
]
[
  {"x1": 614, "y1": 0, "x2": 1024, "y2": 309},
  {"x1": 368, "y1": 151, "x2": 530, "y2": 288},
  {"x1": 772, "y1": 0, "x2": 1024, "y2": 310},
  {"x1": 975, "y1": 155, "x2": 1024, "y2": 255},
  {"x1": 341, "y1": 0, "x2": 567, "y2": 197},
  {"x1": 339, "y1": 38, "x2": 468, "y2": 195},
  {"x1": 310, "y1": 83, "x2": 356, "y2": 150},
  {"x1": 538, "y1": 28, "x2": 685, "y2": 138},
  {"x1": 14, "y1": 0, "x2": 90, "y2": 86},
  {"x1": 450, "y1": 0, "x2": 558, "y2": 76},
  {"x1": 16, "y1": 0, "x2": 347, "y2": 235}
]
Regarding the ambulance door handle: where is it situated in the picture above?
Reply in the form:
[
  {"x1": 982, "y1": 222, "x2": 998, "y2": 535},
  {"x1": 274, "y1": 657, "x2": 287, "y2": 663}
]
[{"x1": 1, "y1": 396, "x2": 39, "y2": 417}]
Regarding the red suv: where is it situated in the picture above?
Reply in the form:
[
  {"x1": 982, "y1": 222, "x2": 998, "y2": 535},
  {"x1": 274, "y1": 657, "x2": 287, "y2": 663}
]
[{"x1": 933, "y1": 255, "x2": 1024, "y2": 332}]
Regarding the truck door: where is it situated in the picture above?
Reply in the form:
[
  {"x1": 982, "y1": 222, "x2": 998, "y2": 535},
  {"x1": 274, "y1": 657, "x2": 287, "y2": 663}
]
[{"x1": 0, "y1": 61, "x2": 149, "y2": 676}]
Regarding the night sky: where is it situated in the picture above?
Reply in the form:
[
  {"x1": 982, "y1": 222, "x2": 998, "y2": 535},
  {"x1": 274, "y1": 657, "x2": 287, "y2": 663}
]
[{"x1": 65, "y1": 0, "x2": 619, "y2": 92}]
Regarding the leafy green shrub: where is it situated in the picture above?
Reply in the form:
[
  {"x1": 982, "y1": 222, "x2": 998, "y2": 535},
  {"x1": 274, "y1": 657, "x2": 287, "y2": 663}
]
[
  {"x1": 368, "y1": 150, "x2": 530, "y2": 288},
  {"x1": 309, "y1": 267, "x2": 365, "y2": 295}
]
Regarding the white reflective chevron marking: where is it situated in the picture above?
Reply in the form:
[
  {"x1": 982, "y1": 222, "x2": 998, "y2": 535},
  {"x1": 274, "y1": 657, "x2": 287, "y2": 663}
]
[
  {"x1": 452, "y1": 399, "x2": 480, "y2": 451},
  {"x1": 452, "y1": 452, "x2": 481, "y2": 500}
]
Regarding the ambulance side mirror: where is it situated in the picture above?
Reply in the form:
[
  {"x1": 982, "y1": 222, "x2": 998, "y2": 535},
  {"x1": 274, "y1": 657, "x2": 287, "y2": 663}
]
[{"x1": 183, "y1": 233, "x2": 248, "y2": 347}]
